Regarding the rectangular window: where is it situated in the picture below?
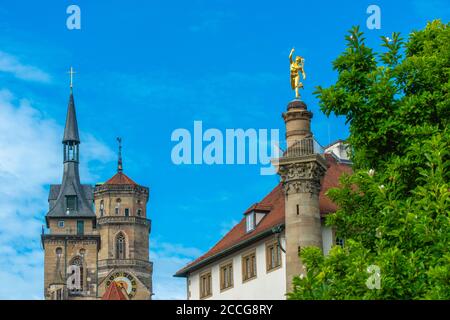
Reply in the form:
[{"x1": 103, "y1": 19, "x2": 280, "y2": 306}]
[
  {"x1": 125, "y1": 208, "x2": 129, "y2": 217},
  {"x1": 220, "y1": 262, "x2": 233, "y2": 291},
  {"x1": 115, "y1": 207, "x2": 119, "y2": 215},
  {"x1": 266, "y1": 241, "x2": 282, "y2": 271},
  {"x1": 76, "y1": 220, "x2": 84, "y2": 235},
  {"x1": 66, "y1": 196, "x2": 77, "y2": 211},
  {"x1": 56, "y1": 289, "x2": 63, "y2": 300},
  {"x1": 242, "y1": 251, "x2": 257, "y2": 282},
  {"x1": 58, "y1": 221, "x2": 65, "y2": 228},
  {"x1": 245, "y1": 213, "x2": 255, "y2": 232},
  {"x1": 336, "y1": 237, "x2": 345, "y2": 247},
  {"x1": 137, "y1": 209, "x2": 142, "y2": 216},
  {"x1": 199, "y1": 271, "x2": 212, "y2": 299}
]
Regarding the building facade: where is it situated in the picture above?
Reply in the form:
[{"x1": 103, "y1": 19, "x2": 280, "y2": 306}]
[
  {"x1": 42, "y1": 86, "x2": 153, "y2": 300},
  {"x1": 174, "y1": 99, "x2": 352, "y2": 299}
]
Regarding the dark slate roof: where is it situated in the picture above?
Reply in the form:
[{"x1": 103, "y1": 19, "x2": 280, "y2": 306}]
[
  {"x1": 46, "y1": 92, "x2": 94, "y2": 224},
  {"x1": 62, "y1": 93, "x2": 80, "y2": 143},
  {"x1": 48, "y1": 184, "x2": 93, "y2": 201},
  {"x1": 48, "y1": 185, "x2": 61, "y2": 200},
  {"x1": 46, "y1": 162, "x2": 96, "y2": 221}
]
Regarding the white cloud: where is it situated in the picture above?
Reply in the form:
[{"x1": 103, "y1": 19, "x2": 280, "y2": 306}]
[
  {"x1": 0, "y1": 89, "x2": 114, "y2": 299},
  {"x1": 150, "y1": 241, "x2": 202, "y2": 300},
  {"x1": 0, "y1": 51, "x2": 51, "y2": 83}
]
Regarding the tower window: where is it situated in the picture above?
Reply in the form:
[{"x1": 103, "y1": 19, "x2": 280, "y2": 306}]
[
  {"x1": 64, "y1": 143, "x2": 79, "y2": 162},
  {"x1": 77, "y1": 220, "x2": 84, "y2": 235},
  {"x1": 58, "y1": 221, "x2": 65, "y2": 228},
  {"x1": 56, "y1": 289, "x2": 63, "y2": 300},
  {"x1": 100, "y1": 200, "x2": 104, "y2": 216},
  {"x1": 69, "y1": 256, "x2": 83, "y2": 293},
  {"x1": 115, "y1": 198, "x2": 121, "y2": 215},
  {"x1": 68, "y1": 145, "x2": 74, "y2": 160},
  {"x1": 116, "y1": 232, "x2": 126, "y2": 259},
  {"x1": 137, "y1": 209, "x2": 142, "y2": 217},
  {"x1": 66, "y1": 196, "x2": 77, "y2": 212},
  {"x1": 55, "y1": 247, "x2": 63, "y2": 258},
  {"x1": 124, "y1": 208, "x2": 129, "y2": 217}
]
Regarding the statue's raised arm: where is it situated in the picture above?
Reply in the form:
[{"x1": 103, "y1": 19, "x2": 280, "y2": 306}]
[{"x1": 289, "y1": 48, "x2": 295, "y2": 64}]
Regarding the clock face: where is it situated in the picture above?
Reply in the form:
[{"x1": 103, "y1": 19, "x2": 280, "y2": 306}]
[{"x1": 106, "y1": 271, "x2": 137, "y2": 299}]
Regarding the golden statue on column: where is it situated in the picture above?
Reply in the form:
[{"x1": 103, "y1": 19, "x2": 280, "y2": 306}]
[{"x1": 289, "y1": 48, "x2": 306, "y2": 99}]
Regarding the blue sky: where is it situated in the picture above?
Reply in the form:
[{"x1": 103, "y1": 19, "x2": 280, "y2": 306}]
[{"x1": 0, "y1": 0, "x2": 448, "y2": 299}]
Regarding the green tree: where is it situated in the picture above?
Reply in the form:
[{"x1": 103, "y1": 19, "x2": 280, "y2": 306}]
[{"x1": 288, "y1": 20, "x2": 450, "y2": 300}]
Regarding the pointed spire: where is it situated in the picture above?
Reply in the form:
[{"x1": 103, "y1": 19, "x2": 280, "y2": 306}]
[
  {"x1": 62, "y1": 92, "x2": 80, "y2": 143},
  {"x1": 117, "y1": 137, "x2": 123, "y2": 173},
  {"x1": 63, "y1": 67, "x2": 80, "y2": 144}
]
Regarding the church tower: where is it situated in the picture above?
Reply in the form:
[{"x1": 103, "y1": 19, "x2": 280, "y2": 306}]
[
  {"x1": 277, "y1": 99, "x2": 327, "y2": 293},
  {"x1": 42, "y1": 81, "x2": 100, "y2": 300},
  {"x1": 94, "y1": 139, "x2": 153, "y2": 300}
]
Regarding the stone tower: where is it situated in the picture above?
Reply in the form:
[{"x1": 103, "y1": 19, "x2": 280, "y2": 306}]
[
  {"x1": 94, "y1": 140, "x2": 153, "y2": 300},
  {"x1": 276, "y1": 99, "x2": 327, "y2": 292},
  {"x1": 42, "y1": 89, "x2": 100, "y2": 300}
]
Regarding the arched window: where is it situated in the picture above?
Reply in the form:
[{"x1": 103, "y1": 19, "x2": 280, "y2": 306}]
[
  {"x1": 116, "y1": 232, "x2": 126, "y2": 259},
  {"x1": 115, "y1": 198, "x2": 121, "y2": 215},
  {"x1": 69, "y1": 256, "x2": 84, "y2": 292},
  {"x1": 100, "y1": 200, "x2": 104, "y2": 216},
  {"x1": 55, "y1": 247, "x2": 62, "y2": 258}
]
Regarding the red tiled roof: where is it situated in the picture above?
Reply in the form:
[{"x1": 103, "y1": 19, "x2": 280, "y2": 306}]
[
  {"x1": 104, "y1": 172, "x2": 137, "y2": 185},
  {"x1": 243, "y1": 203, "x2": 272, "y2": 214},
  {"x1": 102, "y1": 281, "x2": 128, "y2": 300},
  {"x1": 175, "y1": 154, "x2": 352, "y2": 276}
]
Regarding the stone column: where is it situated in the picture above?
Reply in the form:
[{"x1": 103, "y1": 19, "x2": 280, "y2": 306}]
[{"x1": 277, "y1": 100, "x2": 327, "y2": 293}]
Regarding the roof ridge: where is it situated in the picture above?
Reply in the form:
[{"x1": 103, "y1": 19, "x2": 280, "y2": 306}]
[{"x1": 104, "y1": 171, "x2": 138, "y2": 185}]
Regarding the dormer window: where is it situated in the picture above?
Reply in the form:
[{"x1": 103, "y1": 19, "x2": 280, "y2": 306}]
[
  {"x1": 246, "y1": 212, "x2": 255, "y2": 233},
  {"x1": 66, "y1": 196, "x2": 77, "y2": 212},
  {"x1": 244, "y1": 204, "x2": 271, "y2": 233}
]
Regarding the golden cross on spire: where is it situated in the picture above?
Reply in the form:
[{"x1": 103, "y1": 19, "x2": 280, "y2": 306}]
[{"x1": 67, "y1": 66, "x2": 76, "y2": 89}]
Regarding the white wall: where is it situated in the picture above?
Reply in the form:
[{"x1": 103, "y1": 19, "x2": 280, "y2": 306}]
[
  {"x1": 187, "y1": 235, "x2": 286, "y2": 300},
  {"x1": 325, "y1": 142, "x2": 350, "y2": 161},
  {"x1": 322, "y1": 226, "x2": 333, "y2": 256}
]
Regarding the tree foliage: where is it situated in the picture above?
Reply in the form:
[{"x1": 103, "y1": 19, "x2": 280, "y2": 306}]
[{"x1": 289, "y1": 20, "x2": 450, "y2": 300}]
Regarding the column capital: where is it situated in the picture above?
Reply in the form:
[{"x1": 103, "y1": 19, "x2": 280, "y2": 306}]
[{"x1": 278, "y1": 156, "x2": 327, "y2": 195}]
